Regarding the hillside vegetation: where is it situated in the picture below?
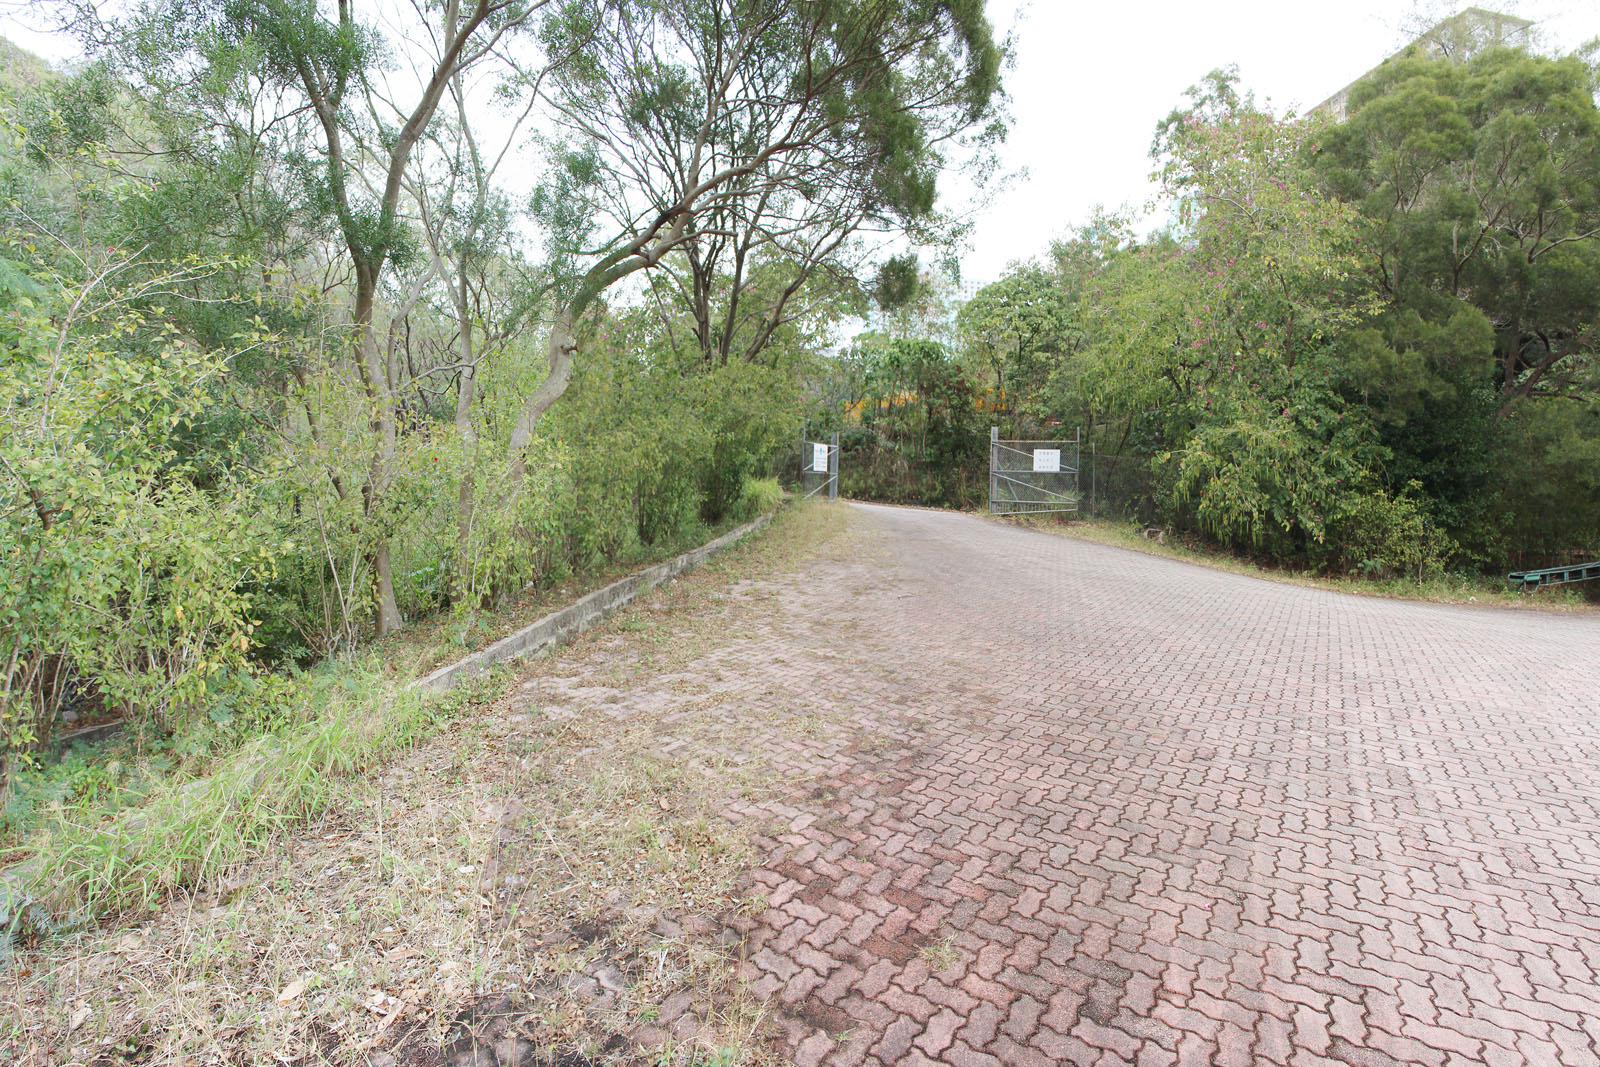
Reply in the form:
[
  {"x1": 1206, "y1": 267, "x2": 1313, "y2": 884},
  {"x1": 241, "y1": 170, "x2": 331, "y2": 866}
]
[{"x1": 808, "y1": 49, "x2": 1600, "y2": 585}]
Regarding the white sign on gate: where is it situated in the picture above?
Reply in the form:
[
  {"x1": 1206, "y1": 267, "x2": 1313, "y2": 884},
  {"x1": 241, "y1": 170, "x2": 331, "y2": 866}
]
[
  {"x1": 1032, "y1": 448, "x2": 1061, "y2": 473},
  {"x1": 813, "y1": 442, "x2": 830, "y2": 473}
]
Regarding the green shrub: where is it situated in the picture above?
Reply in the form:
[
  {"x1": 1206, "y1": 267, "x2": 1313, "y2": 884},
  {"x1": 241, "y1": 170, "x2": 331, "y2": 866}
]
[
  {"x1": 1331, "y1": 481, "x2": 1456, "y2": 581},
  {"x1": 732, "y1": 476, "x2": 783, "y2": 522},
  {"x1": 696, "y1": 360, "x2": 801, "y2": 522},
  {"x1": 0, "y1": 260, "x2": 279, "y2": 754},
  {"x1": 1160, "y1": 387, "x2": 1382, "y2": 565}
]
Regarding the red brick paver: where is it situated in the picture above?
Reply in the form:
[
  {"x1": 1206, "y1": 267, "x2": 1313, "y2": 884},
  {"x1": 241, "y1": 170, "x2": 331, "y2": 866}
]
[{"x1": 533, "y1": 504, "x2": 1600, "y2": 1066}]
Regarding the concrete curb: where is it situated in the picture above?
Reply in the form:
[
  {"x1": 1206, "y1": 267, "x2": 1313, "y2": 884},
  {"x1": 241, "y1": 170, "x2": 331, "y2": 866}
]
[{"x1": 411, "y1": 510, "x2": 777, "y2": 694}]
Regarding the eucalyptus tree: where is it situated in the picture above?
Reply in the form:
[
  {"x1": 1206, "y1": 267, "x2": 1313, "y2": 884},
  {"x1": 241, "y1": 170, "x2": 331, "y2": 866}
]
[
  {"x1": 404, "y1": 59, "x2": 552, "y2": 604},
  {"x1": 514, "y1": 0, "x2": 1006, "y2": 477}
]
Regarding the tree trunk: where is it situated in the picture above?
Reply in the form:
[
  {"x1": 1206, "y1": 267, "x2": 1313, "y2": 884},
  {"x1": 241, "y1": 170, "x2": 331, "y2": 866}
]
[
  {"x1": 452, "y1": 283, "x2": 479, "y2": 604},
  {"x1": 507, "y1": 306, "x2": 577, "y2": 485},
  {"x1": 505, "y1": 232, "x2": 675, "y2": 487},
  {"x1": 371, "y1": 541, "x2": 404, "y2": 636},
  {"x1": 353, "y1": 267, "x2": 405, "y2": 635}
]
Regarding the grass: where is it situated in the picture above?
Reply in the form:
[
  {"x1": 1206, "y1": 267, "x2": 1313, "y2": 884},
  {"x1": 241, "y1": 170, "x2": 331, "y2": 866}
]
[
  {"x1": 3, "y1": 500, "x2": 856, "y2": 1067},
  {"x1": 1011, "y1": 514, "x2": 1596, "y2": 612},
  {"x1": 0, "y1": 665, "x2": 505, "y2": 941},
  {"x1": 0, "y1": 505, "x2": 786, "y2": 934},
  {"x1": 917, "y1": 937, "x2": 961, "y2": 972}
]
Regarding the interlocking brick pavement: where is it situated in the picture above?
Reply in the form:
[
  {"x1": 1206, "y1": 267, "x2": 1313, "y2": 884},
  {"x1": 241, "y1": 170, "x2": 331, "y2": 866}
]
[{"x1": 525, "y1": 503, "x2": 1600, "y2": 1066}]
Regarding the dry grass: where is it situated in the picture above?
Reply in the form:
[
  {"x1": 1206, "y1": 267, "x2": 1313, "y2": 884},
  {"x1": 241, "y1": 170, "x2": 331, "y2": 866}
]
[{"x1": 3, "y1": 502, "x2": 858, "y2": 1067}]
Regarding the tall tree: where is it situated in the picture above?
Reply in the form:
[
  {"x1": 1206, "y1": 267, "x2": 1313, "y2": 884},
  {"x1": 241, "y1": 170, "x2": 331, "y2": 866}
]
[
  {"x1": 1088, "y1": 82, "x2": 1383, "y2": 559},
  {"x1": 405, "y1": 52, "x2": 551, "y2": 604},
  {"x1": 1310, "y1": 43, "x2": 1600, "y2": 555},
  {"x1": 96, "y1": 0, "x2": 549, "y2": 634},
  {"x1": 1314, "y1": 45, "x2": 1600, "y2": 418},
  {"x1": 957, "y1": 265, "x2": 1078, "y2": 425},
  {"x1": 514, "y1": 0, "x2": 1005, "y2": 475}
]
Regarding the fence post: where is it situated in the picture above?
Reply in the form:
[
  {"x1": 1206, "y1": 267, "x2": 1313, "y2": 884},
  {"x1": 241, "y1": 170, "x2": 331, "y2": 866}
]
[
  {"x1": 1090, "y1": 438, "x2": 1096, "y2": 519},
  {"x1": 1073, "y1": 427, "x2": 1081, "y2": 516},
  {"x1": 989, "y1": 426, "x2": 999, "y2": 514},
  {"x1": 829, "y1": 430, "x2": 839, "y2": 502}
]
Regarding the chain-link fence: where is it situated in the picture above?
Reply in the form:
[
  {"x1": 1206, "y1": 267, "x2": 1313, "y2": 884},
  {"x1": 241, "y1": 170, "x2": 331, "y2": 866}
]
[
  {"x1": 1080, "y1": 447, "x2": 1157, "y2": 523},
  {"x1": 988, "y1": 428, "x2": 1080, "y2": 515},
  {"x1": 785, "y1": 422, "x2": 1160, "y2": 521}
]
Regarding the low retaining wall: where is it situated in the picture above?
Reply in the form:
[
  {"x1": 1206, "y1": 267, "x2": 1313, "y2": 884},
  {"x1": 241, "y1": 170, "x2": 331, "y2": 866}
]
[{"x1": 413, "y1": 510, "x2": 776, "y2": 693}]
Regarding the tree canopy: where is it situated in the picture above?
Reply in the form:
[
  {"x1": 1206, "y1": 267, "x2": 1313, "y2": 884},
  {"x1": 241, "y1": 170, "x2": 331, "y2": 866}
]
[
  {"x1": 0, "y1": 2, "x2": 1009, "y2": 756},
  {"x1": 809, "y1": 43, "x2": 1599, "y2": 581}
]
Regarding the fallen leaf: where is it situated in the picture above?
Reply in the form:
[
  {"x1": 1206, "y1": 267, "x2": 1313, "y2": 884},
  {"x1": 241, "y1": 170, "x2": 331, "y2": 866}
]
[
  {"x1": 366, "y1": 997, "x2": 407, "y2": 1043},
  {"x1": 68, "y1": 1006, "x2": 91, "y2": 1031},
  {"x1": 276, "y1": 978, "x2": 307, "y2": 1004}
]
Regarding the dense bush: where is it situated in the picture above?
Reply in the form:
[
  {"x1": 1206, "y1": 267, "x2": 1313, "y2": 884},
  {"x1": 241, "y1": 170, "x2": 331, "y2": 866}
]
[
  {"x1": 818, "y1": 335, "x2": 990, "y2": 509},
  {"x1": 1330, "y1": 481, "x2": 1456, "y2": 581},
  {"x1": 0, "y1": 256, "x2": 277, "y2": 751},
  {"x1": 732, "y1": 476, "x2": 784, "y2": 522},
  {"x1": 0, "y1": 246, "x2": 803, "y2": 759}
]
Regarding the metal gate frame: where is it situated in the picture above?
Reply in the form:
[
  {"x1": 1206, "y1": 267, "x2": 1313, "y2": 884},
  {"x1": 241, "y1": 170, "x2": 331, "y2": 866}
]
[
  {"x1": 989, "y1": 426, "x2": 1080, "y2": 515},
  {"x1": 801, "y1": 431, "x2": 839, "y2": 501}
]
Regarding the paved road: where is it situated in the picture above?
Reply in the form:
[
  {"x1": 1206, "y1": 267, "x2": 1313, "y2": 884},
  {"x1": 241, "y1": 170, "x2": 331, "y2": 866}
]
[{"x1": 561, "y1": 503, "x2": 1600, "y2": 1065}]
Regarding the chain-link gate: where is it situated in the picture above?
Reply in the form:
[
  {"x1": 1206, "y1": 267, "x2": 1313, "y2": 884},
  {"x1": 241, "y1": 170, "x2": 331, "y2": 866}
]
[
  {"x1": 989, "y1": 426, "x2": 1080, "y2": 515},
  {"x1": 801, "y1": 431, "x2": 838, "y2": 501}
]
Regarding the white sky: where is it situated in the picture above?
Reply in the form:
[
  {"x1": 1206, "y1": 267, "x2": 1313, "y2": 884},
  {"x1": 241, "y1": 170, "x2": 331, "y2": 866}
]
[
  {"x1": 959, "y1": 0, "x2": 1600, "y2": 283},
  {"x1": 5, "y1": 0, "x2": 1599, "y2": 289}
]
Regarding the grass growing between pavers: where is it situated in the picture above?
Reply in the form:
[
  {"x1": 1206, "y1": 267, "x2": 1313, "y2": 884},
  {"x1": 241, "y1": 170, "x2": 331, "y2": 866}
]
[
  {"x1": 1016, "y1": 515, "x2": 1596, "y2": 612},
  {"x1": 4, "y1": 501, "x2": 857, "y2": 1067}
]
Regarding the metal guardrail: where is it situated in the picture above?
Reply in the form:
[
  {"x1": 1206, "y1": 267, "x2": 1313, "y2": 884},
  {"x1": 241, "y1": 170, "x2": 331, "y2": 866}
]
[{"x1": 1507, "y1": 561, "x2": 1600, "y2": 593}]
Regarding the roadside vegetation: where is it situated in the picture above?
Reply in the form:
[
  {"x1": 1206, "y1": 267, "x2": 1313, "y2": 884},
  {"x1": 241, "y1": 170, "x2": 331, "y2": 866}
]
[
  {"x1": 808, "y1": 37, "x2": 1600, "y2": 594},
  {"x1": 4, "y1": 3, "x2": 1598, "y2": 1063},
  {"x1": 0, "y1": 0, "x2": 1003, "y2": 935},
  {"x1": 0, "y1": 494, "x2": 777, "y2": 935},
  {"x1": 1024, "y1": 515, "x2": 1593, "y2": 611}
]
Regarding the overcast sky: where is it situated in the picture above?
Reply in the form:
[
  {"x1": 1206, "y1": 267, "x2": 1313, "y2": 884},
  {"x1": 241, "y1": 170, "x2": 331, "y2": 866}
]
[
  {"x1": 5, "y1": 0, "x2": 1599, "y2": 288},
  {"x1": 959, "y1": 0, "x2": 1600, "y2": 282}
]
